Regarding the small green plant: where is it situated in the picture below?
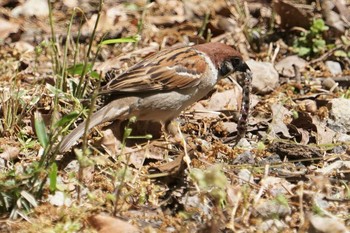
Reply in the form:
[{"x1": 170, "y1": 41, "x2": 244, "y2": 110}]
[
  {"x1": 293, "y1": 18, "x2": 329, "y2": 57},
  {"x1": 334, "y1": 35, "x2": 350, "y2": 58},
  {"x1": 113, "y1": 116, "x2": 152, "y2": 214},
  {"x1": 342, "y1": 88, "x2": 350, "y2": 99},
  {"x1": 312, "y1": 203, "x2": 324, "y2": 215},
  {"x1": 190, "y1": 165, "x2": 228, "y2": 207},
  {"x1": 274, "y1": 194, "x2": 289, "y2": 207}
]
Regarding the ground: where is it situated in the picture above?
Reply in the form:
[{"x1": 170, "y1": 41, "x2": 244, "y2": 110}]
[{"x1": 0, "y1": 0, "x2": 350, "y2": 232}]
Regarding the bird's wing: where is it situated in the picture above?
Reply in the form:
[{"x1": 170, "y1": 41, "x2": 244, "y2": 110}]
[{"x1": 100, "y1": 46, "x2": 209, "y2": 94}]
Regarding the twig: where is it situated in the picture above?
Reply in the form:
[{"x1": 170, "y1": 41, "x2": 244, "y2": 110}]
[{"x1": 309, "y1": 45, "x2": 342, "y2": 64}]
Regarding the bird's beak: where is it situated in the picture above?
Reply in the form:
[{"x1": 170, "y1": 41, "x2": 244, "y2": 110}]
[{"x1": 239, "y1": 61, "x2": 251, "y2": 73}]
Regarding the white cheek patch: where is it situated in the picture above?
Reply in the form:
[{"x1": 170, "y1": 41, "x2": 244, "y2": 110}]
[
  {"x1": 226, "y1": 61, "x2": 234, "y2": 72},
  {"x1": 200, "y1": 51, "x2": 218, "y2": 86}
]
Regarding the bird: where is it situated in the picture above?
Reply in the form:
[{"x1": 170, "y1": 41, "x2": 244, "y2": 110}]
[{"x1": 58, "y1": 42, "x2": 252, "y2": 153}]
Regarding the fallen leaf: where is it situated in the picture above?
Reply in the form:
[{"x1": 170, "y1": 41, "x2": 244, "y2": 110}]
[
  {"x1": 273, "y1": 0, "x2": 311, "y2": 29},
  {"x1": 88, "y1": 214, "x2": 140, "y2": 233},
  {"x1": 155, "y1": 153, "x2": 184, "y2": 176},
  {"x1": 312, "y1": 116, "x2": 336, "y2": 145},
  {"x1": 0, "y1": 18, "x2": 20, "y2": 39},
  {"x1": 315, "y1": 160, "x2": 350, "y2": 175},
  {"x1": 269, "y1": 103, "x2": 292, "y2": 139},
  {"x1": 0, "y1": 146, "x2": 20, "y2": 160},
  {"x1": 288, "y1": 111, "x2": 317, "y2": 144},
  {"x1": 275, "y1": 55, "x2": 308, "y2": 77},
  {"x1": 148, "y1": 15, "x2": 186, "y2": 25},
  {"x1": 101, "y1": 129, "x2": 120, "y2": 156}
]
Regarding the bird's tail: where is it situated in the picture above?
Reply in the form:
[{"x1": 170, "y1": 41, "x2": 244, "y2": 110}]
[{"x1": 58, "y1": 97, "x2": 138, "y2": 153}]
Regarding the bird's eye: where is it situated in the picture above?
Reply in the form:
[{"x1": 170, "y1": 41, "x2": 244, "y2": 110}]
[
  {"x1": 219, "y1": 60, "x2": 233, "y2": 76},
  {"x1": 231, "y1": 57, "x2": 241, "y2": 67}
]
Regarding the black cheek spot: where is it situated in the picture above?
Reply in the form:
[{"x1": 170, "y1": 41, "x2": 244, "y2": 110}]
[{"x1": 219, "y1": 63, "x2": 230, "y2": 76}]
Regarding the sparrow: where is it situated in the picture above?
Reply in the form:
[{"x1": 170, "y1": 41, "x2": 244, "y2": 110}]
[{"x1": 58, "y1": 42, "x2": 252, "y2": 153}]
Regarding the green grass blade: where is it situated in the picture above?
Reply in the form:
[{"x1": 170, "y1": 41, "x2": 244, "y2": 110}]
[
  {"x1": 34, "y1": 111, "x2": 49, "y2": 149},
  {"x1": 49, "y1": 163, "x2": 58, "y2": 192}
]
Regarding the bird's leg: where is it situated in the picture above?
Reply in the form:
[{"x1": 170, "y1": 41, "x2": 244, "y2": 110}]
[
  {"x1": 163, "y1": 119, "x2": 192, "y2": 170},
  {"x1": 162, "y1": 120, "x2": 183, "y2": 144}
]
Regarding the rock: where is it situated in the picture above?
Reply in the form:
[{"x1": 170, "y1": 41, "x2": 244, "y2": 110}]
[
  {"x1": 308, "y1": 214, "x2": 348, "y2": 233},
  {"x1": 325, "y1": 60, "x2": 342, "y2": 76},
  {"x1": 235, "y1": 138, "x2": 251, "y2": 148},
  {"x1": 328, "y1": 120, "x2": 347, "y2": 134},
  {"x1": 275, "y1": 55, "x2": 308, "y2": 77},
  {"x1": 259, "y1": 153, "x2": 282, "y2": 165},
  {"x1": 255, "y1": 199, "x2": 291, "y2": 218},
  {"x1": 246, "y1": 60, "x2": 279, "y2": 94},
  {"x1": 194, "y1": 138, "x2": 212, "y2": 152},
  {"x1": 48, "y1": 191, "x2": 72, "y2": 207},
  {"x1": 221, "y1": 122, "x2": 237, "y2": 134},
  {"x1": 63, "y1": 0, "x2": 78, "y2": 8},
  {"x1": 233, "y1": 151, "x2": 255, "y2": 165},
  {"x1": 337, "y1": 133, "x2": 350, "y2": 143},
  {"x1": 322, "y1": 77, "x2": 339, "y2": 92},
  {"x1": 14, "y1": 41, "x2": 35, "y2": 53},
  {"x1": 258, "y1": 219, "x2": 287, "y2": 232},
  {"x1": 11, "y1": 0, "x2": 49, "y2": 17},
  {"x1": 328, "y1": 98, "x2": 350, "y2": 133},
  {"x1": 207, "y1": 88, "x2": 242, "y2": 111},
  {"x1": 260, "y1": 177, "x2": 294, "y2": 197},
  {"x1": 297, "y1": 99, "x2": 317, "y2": 113},
  {"x1": 331, "y1": 145, "x2": 347, "y2": 154},
  {"x1": 238, "y1": 168, "x2": 255, "y2": 184}
]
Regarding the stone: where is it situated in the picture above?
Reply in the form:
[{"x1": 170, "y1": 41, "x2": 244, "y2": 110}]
[
  {"x1": 246, "y1": 60, "x2": 279, "y2": 94},
  {"x1": 328, "y1": 98, "x2": 350, "y2": 133},
  {"x1": 325, "y1": 60, "x2": 342, "y2": 75}
]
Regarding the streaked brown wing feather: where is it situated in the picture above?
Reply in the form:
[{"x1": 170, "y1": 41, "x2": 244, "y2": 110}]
[{"x1": 100, "y1": 46, "x2": 208, "y2": 94}]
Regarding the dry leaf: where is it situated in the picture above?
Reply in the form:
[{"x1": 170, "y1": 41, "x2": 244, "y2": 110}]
[
  {"x1": 275, "y1": 55, "x2": 308, "y2": 77},
  {"x1": 88, "y1": 214, "x2": 140, "y2": 233},
  {"x1": 315, "y1": 161, "x2": 350, "y2": 175},
  {"x1": 0, "y1": 146, "x2": 20, "y2": 160},
  {"x1": 269, "y1": 103, "x2": 292, "y2": 138},
  {"x1": 155, "y1": 153, "x2": 184, "y2": 175},
  {"x1": 288, "y1": 111, "x2": 317, "y2": 144},
  {"x1": 0, "y1": 18, "x2": 20, "y2": 39},
  {"x1": 273, "y1": 0, "x2": 311, "y2": 29},
  {"x1": 101, "y1": 129, "x2": 120, "y2": 156},
  {"x1": 148, "y1": 15, "x2": 186, "y2": 25},
  {"x1": 312, "y1": 116, "x2": 336, "y2": 145}
]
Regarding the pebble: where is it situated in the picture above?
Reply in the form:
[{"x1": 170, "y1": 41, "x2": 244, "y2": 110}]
[
  {"x1": 246, "y1": 60, "x2": 279, "y2": 94},
  {"x1": 325, "y1": 60, "x2": 342, "y2": 75}
]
